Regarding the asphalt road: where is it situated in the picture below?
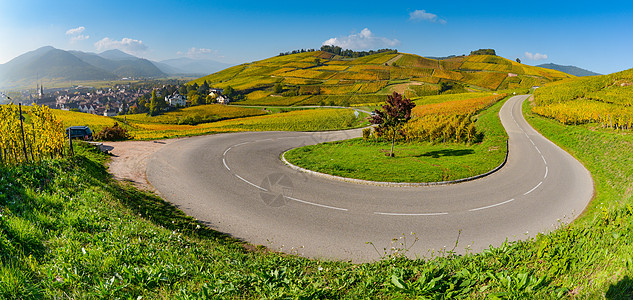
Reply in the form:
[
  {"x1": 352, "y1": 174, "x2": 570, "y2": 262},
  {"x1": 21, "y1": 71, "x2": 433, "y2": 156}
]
[{"x1": 146, "y1": 95, "x2": 593, "y2": 262}]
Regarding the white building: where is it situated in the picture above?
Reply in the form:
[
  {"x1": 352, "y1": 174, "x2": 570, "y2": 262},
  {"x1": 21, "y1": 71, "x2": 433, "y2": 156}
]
[
  {"x1": 166, "y1": 93, "x2": 187, "y2": 107},
  {"x1": 216, "y1": 95, "x2": 230, "y2": 104}
]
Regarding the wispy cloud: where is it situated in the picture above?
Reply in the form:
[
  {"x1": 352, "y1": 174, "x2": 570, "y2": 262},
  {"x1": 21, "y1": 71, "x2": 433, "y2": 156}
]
[
  {"x1": 66, "y1": 26, "x2": 85, "y2": 35},
  {"x1": 409, "y1": 10, "x2": 446, "y2": 24},
  {"x1": 322, "y1": 28, "x2": 400, "y2": 50},
  {"x1": 524, "y1": 51, "x2": 548, "y2": 61},
  {"x1": 66, "y1": 26, "x2": 89, "y2": 43},
  {"x1": 95, "y1": 37, "x2": 148, "y2": 54},
  {"x1": 177, "y1": 47, "x2": 219, "y2": 58}
]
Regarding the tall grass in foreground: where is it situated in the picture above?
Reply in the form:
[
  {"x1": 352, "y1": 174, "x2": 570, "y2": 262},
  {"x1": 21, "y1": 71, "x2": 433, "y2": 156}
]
[{"x1": 0, "y1": 100, "x2": 632, "y2": 298}]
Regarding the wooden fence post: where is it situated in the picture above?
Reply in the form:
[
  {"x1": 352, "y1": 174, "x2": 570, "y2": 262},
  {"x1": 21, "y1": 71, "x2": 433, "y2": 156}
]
[{"x1": 19, "y1": 103, "x2": 28, "y2": 163}]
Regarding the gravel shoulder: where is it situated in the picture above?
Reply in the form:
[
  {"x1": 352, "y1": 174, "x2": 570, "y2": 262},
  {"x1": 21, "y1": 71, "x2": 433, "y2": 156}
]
[{"x1": 102, "y1": 139, "x2": 177, "y2": 192}]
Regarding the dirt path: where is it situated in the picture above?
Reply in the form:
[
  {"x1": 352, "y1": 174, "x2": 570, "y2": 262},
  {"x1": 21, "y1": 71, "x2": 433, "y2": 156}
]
[
  {"x1": 385, "y1": 54, "x2": 403, "y2": 66},
  {"x1": 102, "y1": 139, "x2": 177, "y2": 192}
]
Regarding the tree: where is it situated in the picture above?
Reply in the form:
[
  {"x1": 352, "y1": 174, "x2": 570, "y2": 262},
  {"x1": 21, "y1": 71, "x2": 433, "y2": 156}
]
[
  {"x1": 369, "y1": 92, "x2": 416, "y2": 157},
  {"x1": 224, "y1": 86, "x2": 235, "y2": 98},
  {"x1": 148, "y1": 90, "x2": 158, "y2": 116},
  {"x1": 273, "y1": 83, "x2": 283, "y2": 94}
]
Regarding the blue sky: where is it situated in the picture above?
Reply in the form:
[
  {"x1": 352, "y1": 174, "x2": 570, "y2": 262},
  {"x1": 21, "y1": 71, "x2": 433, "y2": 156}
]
[{"x1": 1, "y1": 0, "x2": 631, "y2": 74}]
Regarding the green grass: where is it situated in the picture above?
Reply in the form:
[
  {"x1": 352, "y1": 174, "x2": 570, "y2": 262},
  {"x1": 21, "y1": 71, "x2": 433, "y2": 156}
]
[
  {"x1": 284, "y1": 97, "x2": 508, "y2": 183},
  {"x1": 2, "y1": 98, "x2": 633, "y2": 298},
  {"x1": 112, "y1": 104, "x2": 266, "y2": 125}
]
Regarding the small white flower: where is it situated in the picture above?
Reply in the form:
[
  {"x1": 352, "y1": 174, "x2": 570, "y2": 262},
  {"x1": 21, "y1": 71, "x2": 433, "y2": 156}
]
[
  {"x1": 81, "y1": 248, "x2": 86, "y2": 255},
  {"x1": 318, "y1": 266, "x2": 323, "y2": 271}
]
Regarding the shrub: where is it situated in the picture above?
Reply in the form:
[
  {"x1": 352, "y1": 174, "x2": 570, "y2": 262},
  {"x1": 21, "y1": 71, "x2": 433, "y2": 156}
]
[{"x1": 94, "y1": 123, "x2": 130, "y2": 141}]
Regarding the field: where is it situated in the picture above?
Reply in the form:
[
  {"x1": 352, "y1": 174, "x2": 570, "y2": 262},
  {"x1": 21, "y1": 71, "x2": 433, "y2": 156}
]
[
  {"x1": 188, "y1": 51, "x2": 572, "y2": 107},
  {"x1": 38, "y1": 105, "x2": 367, "y2": 141},
  {"x1": 112, "y1": 104, "x2": 266, "y2": 125},
  {"x1": 532, "y1": 68, "x2": 633, "y2": 128}
]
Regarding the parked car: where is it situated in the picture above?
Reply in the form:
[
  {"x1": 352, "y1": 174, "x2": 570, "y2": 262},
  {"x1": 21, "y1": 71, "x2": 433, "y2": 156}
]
[{"x1": 66, "y1": 126, "x2": 93, "y2": 141}]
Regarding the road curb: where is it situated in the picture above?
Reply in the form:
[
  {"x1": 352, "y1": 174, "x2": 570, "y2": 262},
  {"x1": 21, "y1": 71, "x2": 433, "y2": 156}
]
[{"x1": 281, "y1": 140, "x2": 509, "y2": 187}]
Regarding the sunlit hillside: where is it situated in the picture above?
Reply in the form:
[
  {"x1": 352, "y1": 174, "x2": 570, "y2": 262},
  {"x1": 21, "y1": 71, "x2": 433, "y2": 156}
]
[
  {"x1": 532, "y1": 67, "x2": 633, "y2": 128},
  {"x1": 189, "y1": 50, "x2": 573, "y2": 106}
]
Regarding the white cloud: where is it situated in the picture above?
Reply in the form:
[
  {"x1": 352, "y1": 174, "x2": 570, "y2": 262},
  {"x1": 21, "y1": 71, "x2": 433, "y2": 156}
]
[
  {"x1": 409, "y1": 10, "x2": 446, "y2": 24},
  {"x1": 95, "y1": 37, "x2": 148, "y2": 54},
  {"x1": 322, "y1": 28, "x2": 400, "y2": 50},
  {"x1": 66, "y1": 26, "x2": 89, "y2": 43},
  {"x1": 524, "y1": 52, "x2": 549, "y2": 61},
  {"x1": 65, "y1": 26, "x2": 85, "y2": 35}
]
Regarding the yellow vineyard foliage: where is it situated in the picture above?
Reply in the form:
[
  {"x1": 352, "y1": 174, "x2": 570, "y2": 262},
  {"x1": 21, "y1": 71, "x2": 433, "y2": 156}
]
[{"x1": 1, "y1": 104, "x2": 66, "y2": 164}]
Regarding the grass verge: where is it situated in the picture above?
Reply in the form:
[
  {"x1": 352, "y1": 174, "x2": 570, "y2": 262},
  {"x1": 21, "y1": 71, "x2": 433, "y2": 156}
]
[{"x1": 283, "y1": 97, "x2": 508, "y2": 183}]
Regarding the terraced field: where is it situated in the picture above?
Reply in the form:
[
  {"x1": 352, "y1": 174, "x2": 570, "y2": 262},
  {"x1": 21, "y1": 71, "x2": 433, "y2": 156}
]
[{"x1": 189, "y1": 51, "x2": 571, "y2": 107}]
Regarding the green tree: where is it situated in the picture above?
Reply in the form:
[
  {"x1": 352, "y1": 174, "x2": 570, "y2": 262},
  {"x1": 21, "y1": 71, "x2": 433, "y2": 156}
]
[
  {"x1": 273, "y1": 83, "x2": 283, "y2": 94},
  {"x1": 369, "y1": 92, "x2": 416, "y2": 157},
  {"x1": 224, "y1": 86, "x2": 235, "y2": 98},
  {"x1": 148, "y1": 90, "x2": 159, "y2": 116}
]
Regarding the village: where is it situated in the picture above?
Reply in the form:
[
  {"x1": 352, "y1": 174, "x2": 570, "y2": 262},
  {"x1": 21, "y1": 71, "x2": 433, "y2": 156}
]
[{"x1": 24, "y1": 82, "x2": 230, "y2": 117}]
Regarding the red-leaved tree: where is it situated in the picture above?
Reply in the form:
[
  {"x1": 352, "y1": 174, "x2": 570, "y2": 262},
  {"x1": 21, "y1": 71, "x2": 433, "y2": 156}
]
[{"x1": 369, "y1": 92, "x2": 416, "y2": 157}]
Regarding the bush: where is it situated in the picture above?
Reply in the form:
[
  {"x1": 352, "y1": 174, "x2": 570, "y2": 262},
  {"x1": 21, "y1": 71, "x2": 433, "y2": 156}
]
[
  {"x1": 362, "y1": 128, "x2": 372, "y2": 140},
  {"x1": 94, "y1": 123, "x2": 130, "y2": 141}
]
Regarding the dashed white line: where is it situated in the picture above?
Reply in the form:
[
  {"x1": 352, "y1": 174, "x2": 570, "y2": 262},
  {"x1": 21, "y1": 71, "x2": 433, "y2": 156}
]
[
  {"x1": 523, "y1": 181, "x2": 543, "y2": 195},
  {"x1": 544, "y1": 166, "x2": 549, "y2": 179},
  {"x1": 234, "y1": 141, "x2": 251, "y2": 147},
  {"x1": 223, "y1": 158, "x2": 231, "y2": 171},
  {"x1": 535, "y1": 146, "x2": 542, "y2": 154},
  {"x1": 374, "y1": 212, "x2": 448, "y2": 216},
  {"x1": 285, "y1": 196, "x2": 348, "y2": 211},
  {"x1": 234, "y1": 174, "x2": 268, "y2": 191},
  {"x1": 469, "y1": 198, "x2": 515, "y2": 212},
  {"x1": 541, "y1": 155, "x2": 548, "y2": 166},
  {"x1": 223, "y1": 147, "x2": 232, "y2": 156}
]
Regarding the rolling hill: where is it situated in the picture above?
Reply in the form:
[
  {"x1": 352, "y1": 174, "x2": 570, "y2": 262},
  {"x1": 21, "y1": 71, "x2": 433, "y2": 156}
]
[
  {"x1": 189, "y1": 50, "x2": 574, "y2": 106},
  {"x1": 537, "y1": 63, "x2": 600, "y2": 77}
]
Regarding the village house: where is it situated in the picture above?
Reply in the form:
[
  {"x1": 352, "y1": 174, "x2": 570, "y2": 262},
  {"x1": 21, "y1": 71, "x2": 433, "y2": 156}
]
[{"x1": 166, "y1": 92, "x2": 187, "y2": 107}]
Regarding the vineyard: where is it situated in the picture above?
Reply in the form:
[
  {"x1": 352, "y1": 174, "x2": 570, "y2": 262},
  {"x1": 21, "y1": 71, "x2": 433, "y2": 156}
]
[
  {"x1": 532, "y1": 68, "x2": 633, "y2": 129},
  {"x1": 188, "y1": 50, "x2": 571, "y2": 107},
  {"x1": 366, "y1": 93, "x2": 507, "y2": 144},
  {"x1": 0, "y1": 104, "x2": 66, "y2": 165}
]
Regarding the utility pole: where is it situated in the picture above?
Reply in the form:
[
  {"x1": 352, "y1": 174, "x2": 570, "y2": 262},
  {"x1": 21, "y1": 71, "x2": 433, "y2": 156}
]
[{"x1": 19, "y1": 103, "x2": 28, "y2": 163}]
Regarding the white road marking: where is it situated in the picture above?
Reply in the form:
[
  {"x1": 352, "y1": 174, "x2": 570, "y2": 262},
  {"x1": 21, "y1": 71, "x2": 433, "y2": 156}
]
[
  {"x1": 223, "y1": 147, "x2": 232, "y2": 156},
  {"x1": 234, "y1": 174, "x2": 268, "y2": 191},
  {"x1": 542, "y1": 155, "x2": 548, "y2": 166},
  {"x1": 544, "y1": 166, "x2": 549, "y2": 179},
  {"x1": 535, "y1": 146, "x2": 542, "y2": 154},
  {"x1": 374, "y1": 212, "x2": 448, "y2": 216},
  {"x1": 234, "y1": 141, "x2": 251, "y2": 147},
  {"x1": 523, "y1": 182, "x2": 543, "y2": 195},
  {"x1": 469, "y1": 198, "x2": 515, "y2": 212},
  {"x1": 285, "y1": 196, "x2": 348, "y2": 211},
  {"x1": 223, "y1": 158, "x2": 231, "y2": 171}
]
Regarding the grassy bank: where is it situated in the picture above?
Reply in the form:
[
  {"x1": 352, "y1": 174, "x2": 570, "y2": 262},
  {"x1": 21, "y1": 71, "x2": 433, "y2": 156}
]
[
  {"x1": 1, "y1": 99, "x2": 632, "y2": 298},
  {"x1": 284, "y1": 96, "x2": 508, "y2": 183}
]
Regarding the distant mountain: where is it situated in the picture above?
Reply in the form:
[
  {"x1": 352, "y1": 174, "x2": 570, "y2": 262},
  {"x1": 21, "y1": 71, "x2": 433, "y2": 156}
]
[
  {"x1": 70, "y1": 50, "x2": 165, "y2": 78},
  {"x1": 537, "y1": 63, "x2": 600, "y2": 77},
  {"x1": 159, "y1": 57, "x2": 232, "y2": 75},
  {"x1": 98, "y1": 49, "x2": 139, "y2": 61},
  {"x1": 0, "y1": 47, "x2": 117, "y2": 87},
  {"x1": 0, "y1": 46, "x2": 166, "y2": 88}
]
